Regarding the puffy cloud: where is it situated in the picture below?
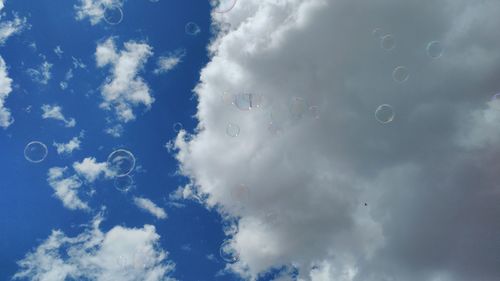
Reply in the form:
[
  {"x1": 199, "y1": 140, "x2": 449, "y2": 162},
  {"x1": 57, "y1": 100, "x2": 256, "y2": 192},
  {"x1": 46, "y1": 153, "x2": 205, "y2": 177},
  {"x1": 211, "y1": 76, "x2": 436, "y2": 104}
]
[
  {"x1": 27, "y1": 60, "x2": 52, "y2": 85},
  {"x1": 73, "y1": 157, "x2": 113, "y2": 183},
  {"x1": 47, "y1": 167, "x2": 89, "y2": 211},
  {"x1": 0, "y1": 14, "x2": 27, "y2": 45},
  {"x1": 41, "y1": 104, "x2": 76, "y2": 127},
  {"x1": 14, "y1": 214, "x2": 177, "y2": 281},
  {"x1": 75, "y1": 0, "x2": 123, "y2": 25},
  {"x1": 153, "y1": 50, "x2": 185, "y2": 75},
  {"x1": 172, "y1": 0, "x2": 500, "y2": 280},
  {"x1": 53, "y1": 134, "x2": 83, "y2": 155},
  {"x1": 133, "y1": 197, "x2": 168, "y2": 220},
  {"x1": 95, "y1": 37, "x2": 154, "y2": 123},
  {"x1": 0, "y1": 56, "x2": 13, "y2": 128}
]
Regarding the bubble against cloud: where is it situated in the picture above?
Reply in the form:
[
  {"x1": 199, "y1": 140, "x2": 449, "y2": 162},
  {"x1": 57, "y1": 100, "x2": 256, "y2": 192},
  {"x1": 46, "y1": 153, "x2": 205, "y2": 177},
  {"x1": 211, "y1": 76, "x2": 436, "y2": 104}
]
[
  {"x1": 233, "y1": 93, "x2": 262, "y2": 111},
  {"x1": 185, "y1": 22, "x2": 201, "y2": 36},
  {"x1": 426, "y1": 40, "x2": 443, "y2": 59},
  {"x1": 375, "y1": 104, "x2": 395, "y2": 124},
  {"x1": 103, "y1": 5, "x2": 123, "y2": 25},
  {"x1": 211, "y1": 0, "x2": 237, "y2": 13},
  {"x1": 226, "y1": 123, "x2": 240, "y2": 137},
  {"x1": 219, "y1": 240, "x2": 240, "y2": 263},
  {"x1": 107, "y1": 149, "x2": 136, "y2": 176},
  {"x1": 24, "y1": 141, "x2": 48, "y2": 163},
  {"x1": 392, "y1": 66, "x2": 409, "y2": 83}
]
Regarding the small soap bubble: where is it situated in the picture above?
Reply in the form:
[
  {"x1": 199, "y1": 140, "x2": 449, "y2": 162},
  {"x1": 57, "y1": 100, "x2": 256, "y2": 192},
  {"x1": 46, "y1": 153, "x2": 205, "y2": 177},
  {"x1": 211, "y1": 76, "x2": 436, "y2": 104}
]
[
  {"x1": 24, "y1": 141, "x2": 48, "y2": 163},
  {"x1": 173, "y1": 122, "x2": 183, "y2": 132},
  {"x1": 381, "y1": 34, "x2": 395, "y2": 50},
  {"x1": 392, "y1": 66, "x2": 409, "y2": 83},
  {"x1": 103, "y1": 5, "x2": 123, "y2": 25},
  {"x1": 426, "y1": 41, "x2": 443, "y2": 59},
  {"x1": 114, "y1": 175, "x2": 133, "y2": 192},
  {"x1": 289, "y1": 97, "x2": 307, "y2": 119},
  {"x1": 219, "y1": 240, "x2": 239, "y2": 263},
  {"x1": 226, "y1": 123, "x2": 240, "y2": 137},
  {"x1": 375, "y1": 104, "x2": 395, "y2": 124},
  {"x1": 185, "y1": 22, "x2": 201, "y2": 36},
  {"x1": 308, "y1": 105, "x2": 321, "y2": 120},
  {"x1": 372, "y1": 27, "x2": 384, "y2": 38},
  {"x1": 107, "y1": 149, "x2": 136, "y2": 176}
]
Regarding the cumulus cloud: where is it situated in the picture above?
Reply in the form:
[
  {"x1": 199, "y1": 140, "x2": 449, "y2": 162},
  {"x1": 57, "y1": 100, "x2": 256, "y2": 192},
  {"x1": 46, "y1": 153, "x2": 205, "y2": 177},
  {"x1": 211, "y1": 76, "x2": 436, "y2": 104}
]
[
  {"x1": 133, "y1": 197, "x2": 168, "y2": 220},
  {"x1": 41, "y1": 104, "x2": 76, "y2": 127},
  {"x1": 154, "y1": 50, "x2": 185, "y2": 75},
  {"x1": 75, "y1": 0, "x2": 123, "y2": 25},
  {"x1": 95, "y1": 37, "x2": 154, "y2": 123},
  {"x1": 53, "y1": 134, "x2": 83, "y2": 155},
  {"x1": 172, "y1": 0, "x2": 500, "y2": 280},
  {"x1": 27, "y1": 61, "x2": 52, "y2": 85},
  {"x1": 0, "y1": 56, "x2": 13, "y2": 128},
  {"x1": 47, "y1": 167, "x2": 89, "y2": 211},
  {"x1": 0, "y1": 14, "x2": 27, "y2": 45},
  {"x1": 14, "y1": 214, "x2": 176, "y2": 281},
  {"x1": 73, "y1": 157, "x2": 113, "y2": 183}
]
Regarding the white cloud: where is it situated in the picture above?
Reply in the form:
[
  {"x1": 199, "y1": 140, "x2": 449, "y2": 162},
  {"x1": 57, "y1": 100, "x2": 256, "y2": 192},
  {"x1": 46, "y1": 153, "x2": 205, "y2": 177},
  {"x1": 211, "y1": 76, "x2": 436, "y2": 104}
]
[
  {"x1": 0, "y1": 14, "x2": 27, "y2": 45},
  {"x1": 53, "y1": 45, "x2": 63, "y2": 58},
  {"x1": 96, "y1": 37, "x2": 154, "y2": 123},
  {"x1": 41, "y1": 104, "x2": 76, "y2": 127},
  {"x1": 0, "y1": 56, "x2": 13, "y2": 128},
  {"x1": 133, "y1": 197, "x2": 168, "y2": 220},
  {"x1": 74, "y1": 0, "x2": 123, "y2": 25},
  {"x1": 73, "y1": 157, "x2": 113, "y2": 183},
  {"x1": 53, "y1": 134, "x2": 82, "y2": 155},
  {"x1": 14, "y1": 214, "x2": 177, "y2": 281},
  {"x1": 27, "y1": 61, "x2": 53, "y2": 85},
  {"x1": 172, "y1": 0, "x2": 500, "y2": 280},
  {"x1": 154, "y1": 50, "x2": 185, "y2": 75},
  {"x1": 47, "y1": 167, "x2": 89, "y2": 211},
  {"x1": 0, "y1": 0, "x2": 4, "y2": 11}
]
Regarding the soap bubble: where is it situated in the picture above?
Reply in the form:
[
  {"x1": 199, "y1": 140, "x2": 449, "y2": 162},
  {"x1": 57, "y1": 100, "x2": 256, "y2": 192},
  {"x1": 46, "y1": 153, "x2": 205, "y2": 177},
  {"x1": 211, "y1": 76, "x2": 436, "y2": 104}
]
[
  {"x1": 308, "y1": 105, "x2": 321, "y2": 119},
  {"x1": 233, "y1": 93, "x2": 262, "y2": 111},
  {"x1": 173, "y1": 122, "x2": 183, "y2": 132},
  {"x1": 226, "y1": 123, "x2": 240, "y2": 137},
  {"x1": 211, "y1": 0, "x2": 237, "y2": 13},
  {"x1": 426, "y1": 41, "x2": 443, "y2": 59},
  {"x1": 381, "y1": 34, "x2": 395, "y2": 50},
  {"x1": 107, "y1": 149, "x2": 135, "y2": 176},
  {"x1": 185, "y1": 22, "x2": 201, "y2": 36},
  {"x1": 114, "y1": 175, "x2": 133, "y2": 192},
  {"x1": 392, "y1": 66, "x2": 409, "y2": 83},
  {"x1": 24, "y1": 141, "x2": 48, "y2": 163},
  {"x1": 372, "y1": 27, "x2": 384, "y2": 38},
  {"x1": 103, "y1": 5, "x2": 123, "y2": 25},
  {"x1": 219, "y1": 240, "x2": 239, "y2": 263},
  {"x1": 375, "y1": 104, "x2": 395, "y2": 124}
]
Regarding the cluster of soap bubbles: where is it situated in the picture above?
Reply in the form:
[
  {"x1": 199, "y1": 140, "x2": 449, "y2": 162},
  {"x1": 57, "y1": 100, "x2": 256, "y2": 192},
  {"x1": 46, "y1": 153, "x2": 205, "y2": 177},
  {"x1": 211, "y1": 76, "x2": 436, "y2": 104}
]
[
  {"x1": 107, "y1": 149, "x2": 136, "y2": 192},
  {"x1": 372, "y1": 27, "x2": 444, "y2": 124}
]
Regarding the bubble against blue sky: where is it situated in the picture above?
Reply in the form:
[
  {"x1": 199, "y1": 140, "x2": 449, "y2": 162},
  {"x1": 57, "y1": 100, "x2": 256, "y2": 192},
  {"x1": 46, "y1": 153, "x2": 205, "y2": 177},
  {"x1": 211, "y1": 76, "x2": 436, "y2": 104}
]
[
  {"x1": 114, "y1": 175, "x2": 134, "y2": 192},
  {"x1": 173, "y1": 122, "x2": 183, "y2": 132},
  {"x1": 103, "y1": 5, "x2": 123, "y2": 25},
  {"x1": 185, "y1": 22, "x2": 201, "y2": 36},
  {"x1": 107, "y1": 149, "x2": 136, "y2": 176},
  {"x1": 24, "y1": 141, "x2": 48, "y2": 163},
  {"x1": 375, "y1": 104, "x2": 395, "y2": 124}
]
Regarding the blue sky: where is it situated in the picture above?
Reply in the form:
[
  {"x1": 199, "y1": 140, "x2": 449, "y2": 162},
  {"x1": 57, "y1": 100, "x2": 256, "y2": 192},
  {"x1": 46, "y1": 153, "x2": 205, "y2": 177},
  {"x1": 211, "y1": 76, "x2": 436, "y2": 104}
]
[{"x1": 0, "y1": 0, "x2": 243, "y2": 280}]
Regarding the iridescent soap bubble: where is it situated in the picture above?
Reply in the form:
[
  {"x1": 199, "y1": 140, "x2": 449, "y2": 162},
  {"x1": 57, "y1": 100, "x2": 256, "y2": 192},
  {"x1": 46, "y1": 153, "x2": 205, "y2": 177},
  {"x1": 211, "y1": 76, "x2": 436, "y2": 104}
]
[
  {"x1": 375, "y1": 104, "x2": 395, "y2": 124},
  {"x1": 114, "y1": 175, "x2": 133, "y2": 192},
  {"x1": 289, "y1": 97, "x2": 307, "y2": 119},
  {"x1": 233, "y1": 93, "x2": 262, "y2": 111},
  {"x1": 103, "y1": 5, "x2": 123, "y2": 25},
  {"x1": 173, "y1": 122, "x2": 183, "y2": 132},
  {"x1": 381, "y1": 34, "x2": 395, "y2": 50},
  {"x1": 107, "y1": 149, "x2": 135, "y2": 176},
  {"x1": 185, "y1": 22, "x2": 201, "y2": 36},
  {"x1": 426, "y1": 41, "x2": 443, "y2": 59},
  {"x1": 211, "y1": 0, "x2": 237, "y2": 13},
  {"x1": 392, "y1": 66, "x2": 409, "y2": 83},
  {"x1": 219, "y1": 240, "x2": 239, "y2": 263},
  {"x1": 226, "y1": 123, "x2": 240, "y2": 137},
  {"x1": 24, "y1": 141, "x2": 48, "y2": 163}
]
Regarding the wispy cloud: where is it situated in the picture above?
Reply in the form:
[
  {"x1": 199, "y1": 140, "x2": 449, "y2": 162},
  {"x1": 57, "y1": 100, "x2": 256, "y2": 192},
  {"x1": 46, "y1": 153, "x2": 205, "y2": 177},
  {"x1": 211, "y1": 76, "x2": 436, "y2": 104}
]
[{"x1": 41, "y1": 104, "x2": 76, "y2": 127}]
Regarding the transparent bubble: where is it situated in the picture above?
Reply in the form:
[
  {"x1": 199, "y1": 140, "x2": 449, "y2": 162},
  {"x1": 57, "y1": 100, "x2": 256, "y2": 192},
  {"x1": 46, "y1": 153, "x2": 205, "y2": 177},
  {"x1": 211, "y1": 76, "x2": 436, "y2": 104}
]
[
  {"x1": 381, "y1": 34, "x2": 395, "y2": 50},
  {"x1": 114, "y1": 175, "x2": 133, "y2": 192},
  {"x1": 221, "y1": 92, "x2": 234, "y2": 105},
  {"x1": 375, "y1": 104, "x2": 395, "y2": 124},
  {"x1": 392, "y1": 66, "x2": 409, "y2": 83},
  {"x1": 173, "y1": 122, "x2": 183, "y2": 132},
  {"x1": 103, "y1": 5, "x2": 123, "y2": 25},
  {"x1": 226, "y1": 123, "x2": 240, "y2": 137},
  {"x1": 308, "y1": 105, "x2": 321, "y2": 120},
  {"x1": 426, "y1": 41, "x2": 443, "y2": 59},
  {"x1": 107, "y1": 149, "x2": 136, "y2": 176},
  {"x1": 219, "y1": 240, "x2": 239, "y2": 263},
  {"x1": 24, "y1": 141, "x2": 48, "y2": 163},
  {"x1": 372, "y1": 27, "x2": 384, "y2": 38},
  {"x1": 211, "y1": 0, "x2": 237, "y2": 13},
  {"x1": 289, "y1": 97, "x2": 307, "y2": 119},
  {"x1": 233, "y1": 93, "x2": 262, "y2": 111},
  {"x1": 185, "y1": 22, "x2": 201, "y2": 36}
]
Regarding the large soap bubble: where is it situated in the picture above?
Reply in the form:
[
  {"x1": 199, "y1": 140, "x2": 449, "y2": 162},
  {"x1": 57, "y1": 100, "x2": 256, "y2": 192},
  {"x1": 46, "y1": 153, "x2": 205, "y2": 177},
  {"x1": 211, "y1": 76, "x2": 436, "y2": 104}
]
[
  {"x1": 211, "y1": 0, "x2": 237, "y2": 13},
  {"x1": 103, "y1": 5, "x2": 123, "y2": 25},
  {"x1": 24, "y1": 141, "x2": 48, "y2": 163},
  {"x1": 107, "y1": 149, "x2": 136, "y2": 176},
  {"x1": 375, "y1": 104, "x2": 395, "y2": 124},
  {"x1": 219, "y1": 240, "x2": 240, "y2": 263}
]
